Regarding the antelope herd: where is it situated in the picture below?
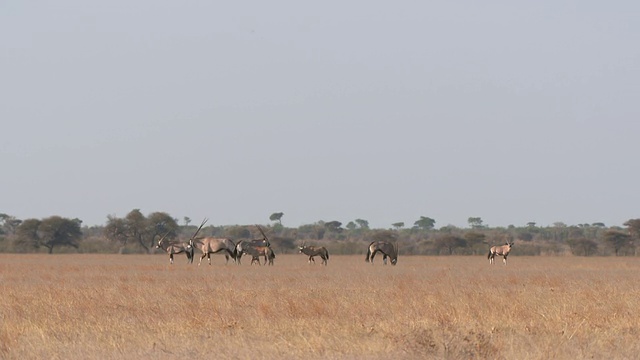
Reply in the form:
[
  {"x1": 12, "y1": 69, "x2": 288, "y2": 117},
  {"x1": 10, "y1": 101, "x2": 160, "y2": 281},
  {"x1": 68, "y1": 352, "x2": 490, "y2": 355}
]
[{"x1": 157, "y1": 220, "x2": 517, "y2": 267}]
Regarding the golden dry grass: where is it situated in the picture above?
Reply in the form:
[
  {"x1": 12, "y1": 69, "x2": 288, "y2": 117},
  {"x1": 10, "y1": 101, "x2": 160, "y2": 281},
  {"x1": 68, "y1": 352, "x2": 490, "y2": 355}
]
[{"x1": 1, "y1": 254, "x2": 640, "y2": 359}]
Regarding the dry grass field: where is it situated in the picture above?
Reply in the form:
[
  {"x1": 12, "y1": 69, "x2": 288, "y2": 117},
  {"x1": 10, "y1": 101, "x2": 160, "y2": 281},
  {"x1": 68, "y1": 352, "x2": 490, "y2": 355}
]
[{"x1": 1, "y1": 253, "x2": 640, "y2": 359}]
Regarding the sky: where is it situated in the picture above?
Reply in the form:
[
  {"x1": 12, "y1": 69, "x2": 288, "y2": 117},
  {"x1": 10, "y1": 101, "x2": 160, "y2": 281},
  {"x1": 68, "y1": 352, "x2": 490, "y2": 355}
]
[{"x1": 2, "y1": 1, "x2": 639, "y2": 229}]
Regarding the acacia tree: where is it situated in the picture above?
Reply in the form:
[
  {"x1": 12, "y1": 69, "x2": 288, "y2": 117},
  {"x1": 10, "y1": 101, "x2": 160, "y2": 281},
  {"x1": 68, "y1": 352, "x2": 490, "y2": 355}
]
[
  {"x1": 103, "y1": 216, "x2": 130, "y2": 252},
  {"x1": 15, "y1": 216, "x2": 82, "y2": 253},
  {"x1": 104, "y1": 209, "x2": 178, "y2": 253},
  {"x1": 123, "y1": 209, "x2": 147, "y2": 250},
  {"x1": 355, "y1": 219, "x2": 369, "y2": 229},
  {"x1": 414, "y1": 216, "x2": 435, "y2": 230},
  {"x1": 146, "y1": 212, "x2": 179, "y2": 250},
  {"x1": 603, "y1": 230, "x2": 632, "y2": 256},
  {"x1": 39, "y1": 216, "x2": 83, "y2": 253},
  {"x1": 269, "y1": 212, "x2": 284, "y2": 225},
  {"x1": 392, "y1": 222, "x2": 405, "y2": 230},
  {"x1": 324, "y1": 221, "x2": 343, "y2": 233},
  {"x1": 468, "y1": 217, "x2": 484, "y2": 229}
]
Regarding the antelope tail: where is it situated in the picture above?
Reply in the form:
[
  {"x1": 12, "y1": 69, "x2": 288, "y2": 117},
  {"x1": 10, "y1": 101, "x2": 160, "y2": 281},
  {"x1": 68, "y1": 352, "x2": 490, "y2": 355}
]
[
  {"x1": 487, "y1": 250, "x2": 492, "y2": 259},
  {"x1": 365, "y1": 247, "x2": 371, "y2": 262},
  {"x1": 325, "y1": 250, "x2": 329, "y2": 260}
]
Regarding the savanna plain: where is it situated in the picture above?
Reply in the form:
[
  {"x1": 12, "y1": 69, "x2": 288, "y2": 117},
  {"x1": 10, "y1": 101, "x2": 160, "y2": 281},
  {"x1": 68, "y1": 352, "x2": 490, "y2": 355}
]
[{"x1": 1, "y1": 254, "x2": 639, "y2": 359}]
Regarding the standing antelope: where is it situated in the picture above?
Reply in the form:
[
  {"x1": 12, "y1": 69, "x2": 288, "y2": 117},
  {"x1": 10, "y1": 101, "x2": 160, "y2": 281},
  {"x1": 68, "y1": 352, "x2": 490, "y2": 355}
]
[
  {"x1": 240, "y1": 245, "x2": 275, "y2": 266},
  {"x1": 298, "y1": 245, "x2": 329, "y2": 265},
  {"x1": 488, "y1": 242, "x2": 514, "y2": 265},
  {"x1": 236, "y1": 241, "x2": 276, "y2": 265},
  {"x1": 189, "y1": 219, "x2": 237, "y2": 266},
  {"x1": 235, "y1": 226, "x2": 271, "y2": 265},
  {"x1": 155, "y1": 232, "x2": 194, "y2": 264},
  {"x1": 235, "y1": 239, "x2": 269, "y2": 265},
  {"x1": 365, "y1": 241, "x2": 398, "y2": 265}
]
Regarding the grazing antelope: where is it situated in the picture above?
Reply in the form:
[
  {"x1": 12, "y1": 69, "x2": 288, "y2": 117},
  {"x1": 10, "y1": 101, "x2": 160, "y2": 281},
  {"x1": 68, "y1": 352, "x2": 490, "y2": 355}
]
[
  {"x1": 298, "y1": 244, "x2": 329, "y2": 265},
  {"x1": 488, "y1": 242, "x2": 514, "y2": 265},
  {"x1": 240, "y1": 245, "x2": 275, "y2": 266},
  {"x1": 365, "y1": 241, "x2": 398, "y2": 265},
  {"x1": 189, "y1": 219, "x2": 237, "y2": 266},
  {"x1": 155, "y1": 232, "x2": 194, "y2": 265}
]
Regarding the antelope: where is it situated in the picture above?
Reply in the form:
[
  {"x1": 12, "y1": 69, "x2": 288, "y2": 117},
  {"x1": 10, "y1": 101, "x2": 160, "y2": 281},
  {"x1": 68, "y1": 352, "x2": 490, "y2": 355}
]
[
  {"x1": 235, "y1": 239, "x2": 269, "y2": 265},
  {"x1": 240, "y1": 244, "x2": 275, "y2": 266},
  {"x1": 235, "y1": 225, "x2": 271, "y2": 265},
  {"x1": 189, "y1": 219, "x2": 237, "y2": 266},
  {"x1": 298, "y1": 244, "x2": 329, "y2": 265},
  {"x1": 155, "y1": 232, "x2": 194, "y2": 264},
  {"x1": 365, "y1": 241, "x2": 398, "y2": 265},
  {"x1": 488, "y1": 242, "x2": 514, "y2": 265}
]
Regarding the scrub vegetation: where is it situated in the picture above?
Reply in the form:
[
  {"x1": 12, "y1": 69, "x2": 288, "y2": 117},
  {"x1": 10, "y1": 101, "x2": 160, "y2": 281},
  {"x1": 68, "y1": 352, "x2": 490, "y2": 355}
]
[{"x1": 1, "y1": 211, "x2": 639, "y2": 257}]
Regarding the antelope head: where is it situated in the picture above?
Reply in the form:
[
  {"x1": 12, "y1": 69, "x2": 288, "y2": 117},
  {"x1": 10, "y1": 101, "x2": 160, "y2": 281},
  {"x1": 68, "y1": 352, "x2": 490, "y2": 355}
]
[
  {"x1": 391, "y1": 242, "x2": 399, "y2": 265},
  {"x1": 155, "y1": 231, "x2": 171, "y2": 249},
  {"x1": 298, "y1": 242, "x2": 307, "y2": 253}
]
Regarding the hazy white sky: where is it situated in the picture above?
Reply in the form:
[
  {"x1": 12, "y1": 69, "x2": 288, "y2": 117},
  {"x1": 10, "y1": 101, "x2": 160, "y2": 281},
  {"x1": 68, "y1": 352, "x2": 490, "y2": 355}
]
[{"x1": 2, "y1": 1, "x2": 639, "y2": 229}]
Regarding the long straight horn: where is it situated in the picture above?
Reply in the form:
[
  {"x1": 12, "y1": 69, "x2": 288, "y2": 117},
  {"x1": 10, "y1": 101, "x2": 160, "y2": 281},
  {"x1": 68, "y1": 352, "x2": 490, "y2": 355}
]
[
  {"x1": 257, "y1": 225, "x2": 269, "y2": 241},
  {"x1": 158, "y1": 230, "x2": 171, "y2": 243},
  {"x1": 256, "y1": 225, "x2": 272, "y2": 247},
  {"x1": 192, "y1": 218, "x2": 208, "y2": 240}
]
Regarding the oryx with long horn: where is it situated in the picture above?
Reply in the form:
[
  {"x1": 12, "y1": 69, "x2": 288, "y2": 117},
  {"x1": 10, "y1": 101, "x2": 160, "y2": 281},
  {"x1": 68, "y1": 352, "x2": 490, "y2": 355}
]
[
  {"x1": 241, "y1": 244, "x2": 275, "y2": 266},
  {"x1": 189, "y1": 219, "x2": 237, "y2": 266},
  {"x1": 155, "y1": 231, "x2": 194, "y2": 264},
  {"x1": 235, "y1": 225, "x2": 272, "y2": 265}
]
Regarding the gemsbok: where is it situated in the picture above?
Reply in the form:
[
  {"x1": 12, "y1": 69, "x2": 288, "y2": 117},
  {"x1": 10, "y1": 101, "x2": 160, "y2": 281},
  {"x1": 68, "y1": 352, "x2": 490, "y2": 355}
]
[
  {"x1": 235, "y1": 240, "x2": 267, "y2": 264},
  {"x1": 365, "y1": 241, "x2": 398, "y2": 265},
  {"x1": 240, "y1": 244, "x2": 275, "y2": 266},
  {"x1": 155, "y1": 232, "x2": 194, "y2": 265},
  {"x1": 189, "y1": 219, "x2": 237, "y2": 266},
  {"x1": 298, "y1": 244, "x2": 329, "y2": 265},
  {"x1": 488, "y1": 242, "x2": 514, "y2": 265},
  {"x1": 234, "y1": 225, "x2": 272, "y2": 265}
]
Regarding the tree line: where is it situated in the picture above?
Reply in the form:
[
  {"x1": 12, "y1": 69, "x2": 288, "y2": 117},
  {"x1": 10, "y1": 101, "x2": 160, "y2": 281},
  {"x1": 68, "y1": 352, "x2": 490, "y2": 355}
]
[{"x1": 0, "y1": 211, "x2": 638, "y2": 256}]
